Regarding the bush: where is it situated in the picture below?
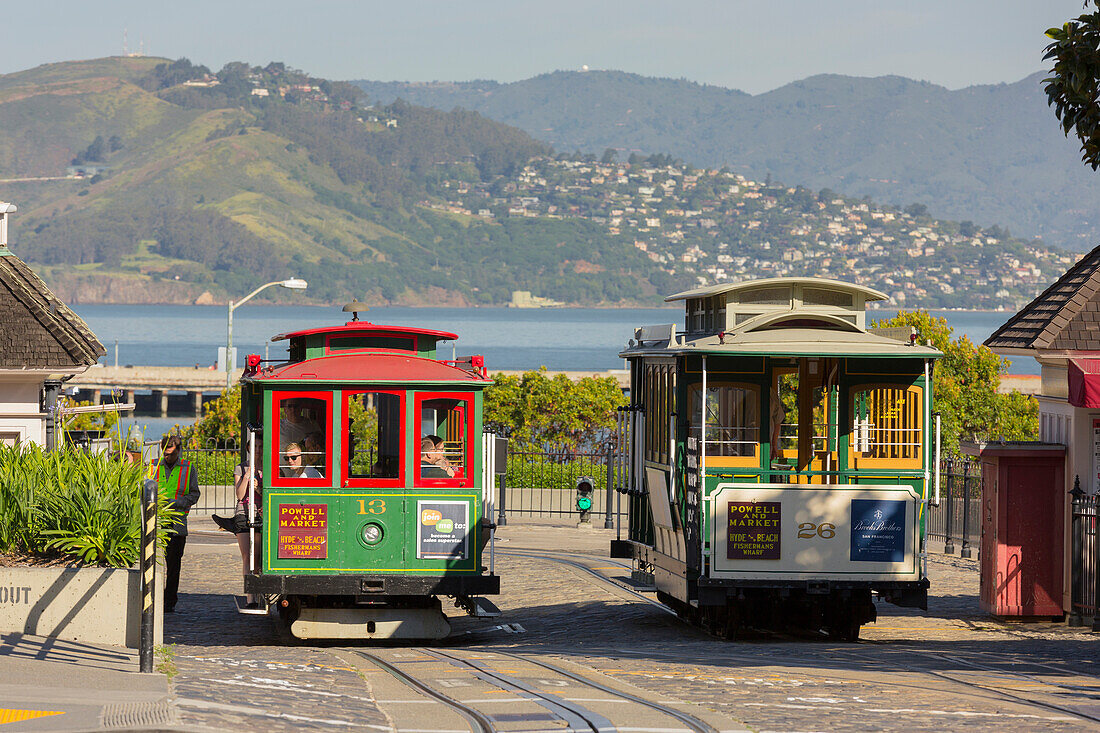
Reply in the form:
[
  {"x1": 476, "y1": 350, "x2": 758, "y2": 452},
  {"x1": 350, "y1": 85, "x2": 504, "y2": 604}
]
[
  {"x1": 182, "y1": 448, "x2": 238, "y2": 486},
  {"x1": 188, "y1": 385, "x2": 241, "y2": 447},
  {"x1": 504, "y1": 453, "x2": 616, "y2": 494},
  {"x1": 0, "y1": 444, "x2": 179, "y2": 567}
]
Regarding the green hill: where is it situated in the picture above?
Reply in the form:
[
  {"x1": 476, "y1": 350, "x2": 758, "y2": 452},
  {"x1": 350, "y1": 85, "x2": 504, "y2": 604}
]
[
  {"x1": 355, "y1": 70, "x2": 1100, "y2": 249},
  {"x1": 0, "y1": 57, "x2": 1080, "y2": 310},
  {"x1": 0, "y1": 58, "x2": 652, "y2": 305}
]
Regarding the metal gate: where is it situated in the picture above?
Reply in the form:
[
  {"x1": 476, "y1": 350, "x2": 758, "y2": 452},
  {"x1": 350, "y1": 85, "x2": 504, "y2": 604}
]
[{"x1": 1070, "y1": 481, "x2": 1100, "y2": 629}]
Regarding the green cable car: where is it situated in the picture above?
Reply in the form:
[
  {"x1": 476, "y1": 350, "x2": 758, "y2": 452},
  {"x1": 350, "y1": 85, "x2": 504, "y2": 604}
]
[
  {"x1": 612, "y1": 277, "x2": 942, "y2": 640},
  {"x1": 236, "y1": 307, "x2": 499, "y2": 639}
]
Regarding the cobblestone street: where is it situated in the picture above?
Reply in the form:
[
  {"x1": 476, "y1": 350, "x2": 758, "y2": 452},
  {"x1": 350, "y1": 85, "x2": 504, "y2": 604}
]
[{"x1": 164, "y1": 521, "x2": 1100, "y2": 732}]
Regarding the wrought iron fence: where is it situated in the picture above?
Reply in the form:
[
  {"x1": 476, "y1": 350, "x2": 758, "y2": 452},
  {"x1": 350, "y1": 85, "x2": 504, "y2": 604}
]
[
  {"x1": 925, "y1": 455, "x2": 981, "y2": 557},
  {"x1": 497, "y1": 449, "x2": 622, "y2": 526},
  {"x1": 1070, "y1": 483, "x2": 1100, "y2": 628},
  {"x1": 184, "y1": 440, "x2": 239, "y2": 516}
]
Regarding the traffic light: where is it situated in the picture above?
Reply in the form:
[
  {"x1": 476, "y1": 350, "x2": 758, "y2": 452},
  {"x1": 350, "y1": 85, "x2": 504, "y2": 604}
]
[{"x1": 575, "y1": 476, "x2": 594, "y2": 524}]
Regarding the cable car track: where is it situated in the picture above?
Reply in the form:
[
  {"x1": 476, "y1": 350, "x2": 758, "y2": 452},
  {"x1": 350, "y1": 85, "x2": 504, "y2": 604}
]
[
  {"x1": 495, "y1": 548, "x2": 1100, "y2": 726},
  {"x1": 350, "y1": 646, "x2": 716, "y2": 733},
  {"x1": 350, "y1": 650, "x2": 496, "y2": 733},
  {"x1": 497, "y1": 548, "x2": 675, "y2": 615}
]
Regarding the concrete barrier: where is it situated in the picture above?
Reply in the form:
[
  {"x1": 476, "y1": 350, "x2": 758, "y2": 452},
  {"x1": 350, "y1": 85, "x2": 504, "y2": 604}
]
[{"x1": 0, "y1": 566, "x2": 163, "y2": 648}]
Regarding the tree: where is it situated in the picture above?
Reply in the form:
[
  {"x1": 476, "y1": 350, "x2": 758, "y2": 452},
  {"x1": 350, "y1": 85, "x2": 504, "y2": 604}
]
[
  {"x1": 871, "y1": 311, "x2": 1038, "y2": 454},
  {"x1": 188, "y1": 386, "x2": 241, "y2": 447},
  {"x1": 1044, "y1": 4, "x2": 1100, "y2": 169},
  {"x1": 483, "y1": 368, "x2": 626, "y2": 454}
]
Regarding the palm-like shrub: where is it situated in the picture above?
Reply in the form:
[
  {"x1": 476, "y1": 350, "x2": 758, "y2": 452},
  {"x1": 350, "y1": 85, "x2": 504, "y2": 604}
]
[{"x1": 0, "y1": 443, "x2": 179, "y2": 567}]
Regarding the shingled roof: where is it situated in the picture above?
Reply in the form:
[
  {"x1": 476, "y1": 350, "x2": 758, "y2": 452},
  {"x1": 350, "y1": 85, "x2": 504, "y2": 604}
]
[
  {"x1": 0, "y1": 247, "x2": 105, "y2": 370},
  {"x1": 985, "y1": 245, "x2": 1100, "y2": 353}
]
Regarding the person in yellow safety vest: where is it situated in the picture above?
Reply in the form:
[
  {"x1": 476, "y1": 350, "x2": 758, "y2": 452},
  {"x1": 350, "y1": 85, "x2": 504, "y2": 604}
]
[{"x1": 149, "y1": 434, "x2": 201, "y2": 613}]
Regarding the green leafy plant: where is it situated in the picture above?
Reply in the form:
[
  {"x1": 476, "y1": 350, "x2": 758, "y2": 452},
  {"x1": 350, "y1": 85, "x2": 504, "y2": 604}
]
[
  {"x1": 154, "y1": 644, "x2": 178, "y2": 680},
  {"x1": 484, "y1": 368, "x2": 626, "y2": 454},
  {"x1": 1044, "y1": 4, "x2": 1100, "y2": 169},
  {"x1": 0, "y1": 443, "x2": 180, "y2": 566}
]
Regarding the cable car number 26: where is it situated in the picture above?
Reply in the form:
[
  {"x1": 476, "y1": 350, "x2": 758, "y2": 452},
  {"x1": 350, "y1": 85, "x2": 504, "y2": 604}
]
[
  {"x1": 797, "y1": 522, "x2": 836, "y2": 539},
  {"x1": 356, "y1": 499, "x2": 387, "y2": 515}
]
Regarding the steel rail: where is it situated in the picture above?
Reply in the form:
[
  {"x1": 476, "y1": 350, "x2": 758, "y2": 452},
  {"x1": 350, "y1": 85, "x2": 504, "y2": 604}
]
[
  {"x1": 890, "y1": 649, "x2": 1100, "y2": 726},
  {"x1": 498, "y1": 551, "x2": 1100, "y2": 723},
  {"x1": 491, "y1": 650, "x2": 717, "y2": 733},
  {"x1": 426, "y1": 647, "x2": 716, "y2": 733},
  {"x1": 497, "y1": 548, "x2": 674, "y2": 615},
  {"x1": 349, "y1": 650, "x2": 496, "y2": 733},
  {"x1": 422, "y1": 648, "x2": 612, "y2": 733}
]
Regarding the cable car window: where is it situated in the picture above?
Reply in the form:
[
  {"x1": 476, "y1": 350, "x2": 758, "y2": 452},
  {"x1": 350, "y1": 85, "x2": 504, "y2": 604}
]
[
  {"x1": 643, "y1": 364, "x2": 673, "y2": 464},
  {"x1": 273, "y1": 393, "x2": 329, "y2": 482},
  {"x1": 419, "y1": 396, "x2": 469, "y2": 481},
  {"x1": 328, "y1": 335, "x2": 415, "y2": 353},
  {"x1": 688, "y1": 383, "x2": 759, "y2": 458},
  {"x1": 851, "y1": 385, "x2": 922, "y2": 462},
  {"x1": 347, "y1": 392, "x2": 403, "y2": 480}
]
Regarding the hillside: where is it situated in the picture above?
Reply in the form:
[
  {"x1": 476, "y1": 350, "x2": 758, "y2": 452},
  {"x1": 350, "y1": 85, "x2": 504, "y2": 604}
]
[
  {"x1": 0, "y1": 57, "x2": 1079, "y2": 309},
  {"x1": 355, "y1": 70, "x2": 1100, "y2": 249},
  {"x1": 0, "y1": 58, "x2": 651, "y2": 306}
]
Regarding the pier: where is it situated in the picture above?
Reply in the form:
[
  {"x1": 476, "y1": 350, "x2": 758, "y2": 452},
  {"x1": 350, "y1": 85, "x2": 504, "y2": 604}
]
[
  {"x1": 68, "y1": 366, "x2": 631, "y2": 417},
  {"x1": 69, "y1": 366, "x2": 241, "y2": 417}
]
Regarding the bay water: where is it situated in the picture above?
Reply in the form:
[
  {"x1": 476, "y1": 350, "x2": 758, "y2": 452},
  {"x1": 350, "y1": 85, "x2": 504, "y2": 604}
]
[{"x1": 71, "y1": 304, "x2": 1034, "y2": 437}]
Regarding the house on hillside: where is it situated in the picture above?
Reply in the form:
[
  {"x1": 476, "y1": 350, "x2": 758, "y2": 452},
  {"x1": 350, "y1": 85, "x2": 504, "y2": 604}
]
[{"x1": 0, "y1": 202, "x2": 105, "y2": 447}]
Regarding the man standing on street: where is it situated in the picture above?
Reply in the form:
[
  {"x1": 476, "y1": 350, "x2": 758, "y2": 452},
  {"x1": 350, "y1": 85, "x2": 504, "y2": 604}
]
[{"x1": 152, "y1": 434, "x2": 200, "y2": 612}]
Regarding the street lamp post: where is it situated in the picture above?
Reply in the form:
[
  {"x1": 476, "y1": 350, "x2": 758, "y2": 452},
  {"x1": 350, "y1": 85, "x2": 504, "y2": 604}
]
[{"x1": 226, "y1": 278, "x2": 308, "y2": 390}]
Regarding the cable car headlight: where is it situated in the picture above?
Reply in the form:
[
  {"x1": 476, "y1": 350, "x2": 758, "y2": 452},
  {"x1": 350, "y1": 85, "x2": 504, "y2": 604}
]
[{"x1": 361, "y1": 523, "x2": 384, "y2": 545}]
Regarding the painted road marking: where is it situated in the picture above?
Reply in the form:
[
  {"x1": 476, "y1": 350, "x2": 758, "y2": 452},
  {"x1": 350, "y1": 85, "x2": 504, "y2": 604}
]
[
  {"x1": 0, "y1": 709, "x2": 65, "y2": 725},
  {"x1": 742, "y1": 702, "x2": 1075, "y2": 721}
]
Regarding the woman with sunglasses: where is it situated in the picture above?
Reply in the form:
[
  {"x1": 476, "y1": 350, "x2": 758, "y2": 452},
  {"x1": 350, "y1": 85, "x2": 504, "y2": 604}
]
[{"x1": 281, "y1": 442, "x2": 322, "y2": 478}]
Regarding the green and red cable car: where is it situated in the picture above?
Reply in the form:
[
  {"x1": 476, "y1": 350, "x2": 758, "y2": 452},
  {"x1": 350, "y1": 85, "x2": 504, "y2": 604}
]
[{"x1": 236, "y1": 308, "x2": 499, "y2": 639}]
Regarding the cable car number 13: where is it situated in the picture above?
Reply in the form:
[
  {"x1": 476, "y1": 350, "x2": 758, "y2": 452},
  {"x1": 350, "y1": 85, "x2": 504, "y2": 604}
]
[{"x1": 356, "y1": 499, "x2": 387, "y2": 515}]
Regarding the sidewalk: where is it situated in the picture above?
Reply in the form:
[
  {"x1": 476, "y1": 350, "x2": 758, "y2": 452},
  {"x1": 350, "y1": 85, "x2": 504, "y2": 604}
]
[{"x1": 0, "y1": 634, "x2": 173, "y2": 731}]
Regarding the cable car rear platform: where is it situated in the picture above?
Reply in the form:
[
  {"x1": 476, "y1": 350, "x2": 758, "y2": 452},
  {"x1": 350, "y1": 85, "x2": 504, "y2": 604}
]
[
  {"x1": 614, "y1": 539, "x2": 928, "y2": 610},
  {"x1": 245, "y1": 573, "x2": 500, "y2": 596}
]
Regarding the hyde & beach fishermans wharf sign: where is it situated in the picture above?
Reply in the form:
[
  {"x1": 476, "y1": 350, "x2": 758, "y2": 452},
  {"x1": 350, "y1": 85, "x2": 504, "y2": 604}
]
[
  {"x1": 727, "y1": 501, "x2": 781, "y2": 560},
  {"x1": 278, "y1": 503, "x2": 328, "y2": 559}
]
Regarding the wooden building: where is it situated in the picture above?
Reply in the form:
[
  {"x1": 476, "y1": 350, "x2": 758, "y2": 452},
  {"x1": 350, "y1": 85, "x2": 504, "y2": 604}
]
[{"x1": 0, "y1": 202, "x2": 104, "y2": 446}]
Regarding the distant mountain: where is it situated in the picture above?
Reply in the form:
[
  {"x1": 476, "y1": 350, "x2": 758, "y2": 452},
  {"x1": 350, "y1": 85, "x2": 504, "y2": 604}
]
[
  {"x1": 0, "y1": 58, "x2": 650, "y2": 306},
  {"x1": 0, "y1": 57, "x2": 1077, "y2": 310},
  {"x1": 355, "y1": 70, "x2": 1100, "y2": 249}
]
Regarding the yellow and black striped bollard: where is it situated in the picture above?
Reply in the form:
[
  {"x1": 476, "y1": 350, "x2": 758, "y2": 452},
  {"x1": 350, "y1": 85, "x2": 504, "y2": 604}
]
[{"x1": 140, "y1": 478, "x2": 158, "y2": 673}]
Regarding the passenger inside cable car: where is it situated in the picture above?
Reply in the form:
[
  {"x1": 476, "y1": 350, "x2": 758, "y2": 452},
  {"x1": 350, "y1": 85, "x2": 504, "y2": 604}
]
[
  {"x1": 281, "y1": 443, "x2": 322, "y2": 478},
  {"x1": 420, "y1": 434, "x2": 455, "y2": 478}
]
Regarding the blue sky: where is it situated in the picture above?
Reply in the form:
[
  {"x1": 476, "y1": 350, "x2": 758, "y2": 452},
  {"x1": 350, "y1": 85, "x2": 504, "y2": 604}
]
[{"x1": 2, "y1": 1, "x2": 1087, "y2": 93}]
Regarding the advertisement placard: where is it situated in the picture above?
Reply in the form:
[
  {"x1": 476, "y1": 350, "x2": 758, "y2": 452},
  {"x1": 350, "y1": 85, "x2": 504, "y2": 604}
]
[
  {"x1": 417, "y1": 500, "x2": 469, "y2": 560},
  {"x1": 849, "y1": 499, "x2": 906, "y2": 562},
  {"x1": 277, "y1": 503, "x2": 328, "y2": 559}
]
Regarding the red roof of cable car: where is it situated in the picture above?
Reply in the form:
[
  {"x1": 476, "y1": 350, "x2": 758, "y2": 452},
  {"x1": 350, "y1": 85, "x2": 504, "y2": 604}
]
[
  {"x1": 270, "y1": 321, "x2": 459, "y2": 342},
  {"x1": 252, "y1": 352, "x2": 490, "y2": 384}
]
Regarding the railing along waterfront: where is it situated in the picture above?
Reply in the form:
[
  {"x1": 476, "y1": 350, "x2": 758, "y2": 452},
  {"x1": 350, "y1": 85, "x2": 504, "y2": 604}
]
[{"x1": 925, "y1": 455, "x2": 981, "y2": 557}]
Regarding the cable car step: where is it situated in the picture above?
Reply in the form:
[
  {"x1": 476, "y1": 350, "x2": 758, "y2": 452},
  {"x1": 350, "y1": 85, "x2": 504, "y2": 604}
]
[
  {"x1": 456, "y1": 596, "x2": 502, "y2": 618},
  {"x1": 234, "y1": 595, "x2": 269, "y2": 615}
]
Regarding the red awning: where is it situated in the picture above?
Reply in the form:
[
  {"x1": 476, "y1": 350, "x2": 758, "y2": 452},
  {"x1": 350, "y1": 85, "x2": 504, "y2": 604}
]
[{"x1": 1069, "y1": 359, "x2": 1100, "y2": 408}]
